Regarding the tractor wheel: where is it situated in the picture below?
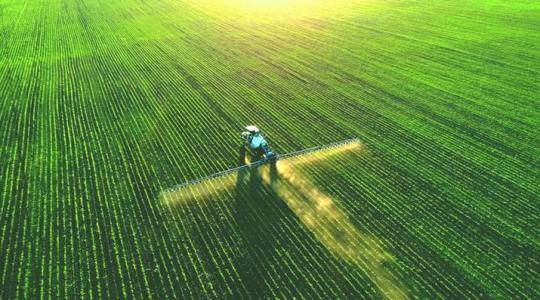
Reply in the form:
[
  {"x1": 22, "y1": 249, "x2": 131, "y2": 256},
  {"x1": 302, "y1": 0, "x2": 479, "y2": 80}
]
[{"x1": 238, "y1": 145, "x2": 247, "y2": 166}]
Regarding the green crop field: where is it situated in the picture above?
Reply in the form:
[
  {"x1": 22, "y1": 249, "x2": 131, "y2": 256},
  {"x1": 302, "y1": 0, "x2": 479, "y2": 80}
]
[{"x1": 1, "y1": 0, "x2": 539, "y2": 298}]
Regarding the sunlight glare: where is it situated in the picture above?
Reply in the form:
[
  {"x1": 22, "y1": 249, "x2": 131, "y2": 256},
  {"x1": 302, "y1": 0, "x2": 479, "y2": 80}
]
[{"x1": 190, "y1": 0, "x2": 364, "y2": 22}]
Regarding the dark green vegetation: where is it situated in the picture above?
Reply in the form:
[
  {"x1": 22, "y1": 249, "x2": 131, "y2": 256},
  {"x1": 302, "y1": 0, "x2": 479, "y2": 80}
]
[{"x1": 1, "y1": 0, "x2": 539, "y2": 298}]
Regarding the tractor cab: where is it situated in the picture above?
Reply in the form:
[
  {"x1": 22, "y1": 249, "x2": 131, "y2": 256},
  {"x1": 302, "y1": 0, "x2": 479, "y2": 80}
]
[{"x1": 240, "y1": 125, "x2": 275, "y2": 163}]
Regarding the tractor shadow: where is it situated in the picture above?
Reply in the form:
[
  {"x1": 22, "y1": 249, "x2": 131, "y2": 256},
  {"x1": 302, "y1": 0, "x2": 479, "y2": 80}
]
[{"x1": 232, "y1": 162, "x2": 292, "y2": 298}]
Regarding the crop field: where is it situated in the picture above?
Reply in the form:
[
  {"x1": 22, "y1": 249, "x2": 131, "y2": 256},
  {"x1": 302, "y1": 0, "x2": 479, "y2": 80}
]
[{"x1": 1, "y1": 0, "x2": 539, "y2": 298}]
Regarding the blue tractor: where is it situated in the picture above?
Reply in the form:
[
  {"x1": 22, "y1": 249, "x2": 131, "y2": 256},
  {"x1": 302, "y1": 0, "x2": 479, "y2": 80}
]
[{"x1": 240, "y1": 125, "x2": 276, "y2": 164}]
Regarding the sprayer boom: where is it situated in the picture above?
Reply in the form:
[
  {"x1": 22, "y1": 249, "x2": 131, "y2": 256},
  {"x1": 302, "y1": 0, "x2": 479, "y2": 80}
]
[{"x1": 163, "y1": 138, "x2": 359, "y2": 194}]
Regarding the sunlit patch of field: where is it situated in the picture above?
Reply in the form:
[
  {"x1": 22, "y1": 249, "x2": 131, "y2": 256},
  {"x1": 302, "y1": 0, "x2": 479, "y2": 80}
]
[{"x1": 188, "y1": 0, "x2": 369, "y2": 22}]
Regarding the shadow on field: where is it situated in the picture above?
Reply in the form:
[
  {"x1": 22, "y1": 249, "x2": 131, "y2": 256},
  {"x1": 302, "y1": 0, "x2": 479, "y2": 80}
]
[{"x1": 232, "y1": 163, "x2": 287, "y2": 298}]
